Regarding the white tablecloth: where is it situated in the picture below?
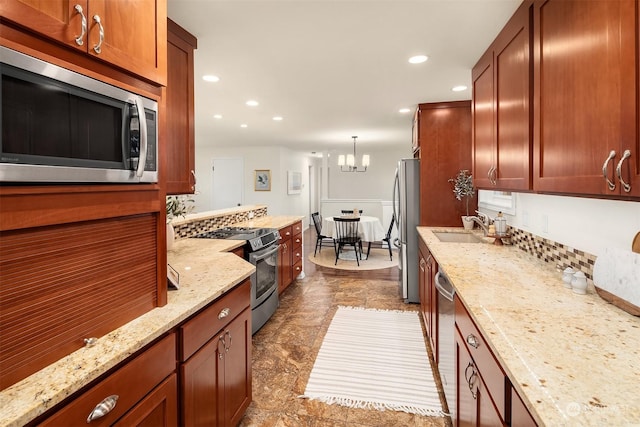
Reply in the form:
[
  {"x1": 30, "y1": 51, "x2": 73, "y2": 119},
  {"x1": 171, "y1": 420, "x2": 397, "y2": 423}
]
[{"x1": 322, "y1": 215, "x2": 385, "y2": 242}]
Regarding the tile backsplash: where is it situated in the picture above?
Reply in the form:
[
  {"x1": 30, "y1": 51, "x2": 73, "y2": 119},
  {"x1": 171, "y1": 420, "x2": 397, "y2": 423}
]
[
  {"x1": 508, "y1": 226, "x2": 596, "y2": 280},
  {"x1": 172, "y1": 206, "x2": 268, "y2": 239}
]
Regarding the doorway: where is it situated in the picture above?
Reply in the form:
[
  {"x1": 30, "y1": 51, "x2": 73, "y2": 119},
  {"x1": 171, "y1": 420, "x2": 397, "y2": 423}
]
[{"x1": 212, "y1": 157, "x2": 244, "y2": 210}]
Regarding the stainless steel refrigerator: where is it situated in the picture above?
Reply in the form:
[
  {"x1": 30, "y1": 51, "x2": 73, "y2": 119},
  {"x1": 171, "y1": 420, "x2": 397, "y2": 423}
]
[{"x1": 393, "y1": 158, "x2": 420, "y2": 303}]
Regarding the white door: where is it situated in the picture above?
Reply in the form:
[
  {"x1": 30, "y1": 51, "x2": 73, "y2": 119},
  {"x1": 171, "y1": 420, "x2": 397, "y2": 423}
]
[{"x1": 212, "y1": 158, "x2": 243, "y2": 209}]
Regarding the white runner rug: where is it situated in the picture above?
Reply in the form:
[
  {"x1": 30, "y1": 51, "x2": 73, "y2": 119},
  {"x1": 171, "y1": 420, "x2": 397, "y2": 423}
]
[{"x1": 300, "y1": 306, "x2": 446, "y2": 416}]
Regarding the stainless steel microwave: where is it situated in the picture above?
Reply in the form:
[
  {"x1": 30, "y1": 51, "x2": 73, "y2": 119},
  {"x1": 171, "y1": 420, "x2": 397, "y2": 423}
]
[{"x1": 0, "y1": 46, "x2": 158, "y2": 183}]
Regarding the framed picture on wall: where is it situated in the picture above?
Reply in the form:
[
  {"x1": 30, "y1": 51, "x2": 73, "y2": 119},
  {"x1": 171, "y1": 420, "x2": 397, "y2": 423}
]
[
  {"x1": 255, "y1": 170, "x2": 271, "y2": 191},
  {"x1": 287, "y1": 171, "x2": 302, "y2": 194}
]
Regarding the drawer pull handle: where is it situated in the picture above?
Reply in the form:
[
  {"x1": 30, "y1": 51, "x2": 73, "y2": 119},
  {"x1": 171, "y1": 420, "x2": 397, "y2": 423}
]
[
  {"x1": 218, "y1": 308, "x2": 230, "y2": 319},
  {"x1": 84, "y1": 337, "x2": 98, "y2": 348},
  {"x1": 92, "y1": 15, "x2": 104, "y2": 54},
  {"x1": 74, "y1": 5, "x2": 87, "y2": 46},
  {"x1": 87, "y1": 395, "x2": 118, "y2": 423},
  {"x1": 602, "y1": 150, "x2": 617, "y2": 190},
  {"x1": 225, "y1": 330, "x2": 232, "y2": 352},
  {"x1": 218, "y1": 335, "x2": 225, "y2": 359},
  {"x1": 616, "y1": 149, "x2": 632, "y2": 193},
  {"x1": 466, "y1": 334, "x2": 480, "y2": 349},
  {"x1": 464, "y1": 362, "x2": 478, "y2": 399}
]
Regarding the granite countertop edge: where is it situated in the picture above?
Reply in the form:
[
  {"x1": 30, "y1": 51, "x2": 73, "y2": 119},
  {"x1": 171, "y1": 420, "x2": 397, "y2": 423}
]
[{"x1": 417, "y1": 227, "x2": 640, "y2": 427}]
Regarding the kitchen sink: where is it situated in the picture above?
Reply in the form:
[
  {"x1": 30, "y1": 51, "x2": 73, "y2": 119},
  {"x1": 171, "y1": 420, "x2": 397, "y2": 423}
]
[{"x1": 432, "y1": 231, "x2": 483, "y2": 243}]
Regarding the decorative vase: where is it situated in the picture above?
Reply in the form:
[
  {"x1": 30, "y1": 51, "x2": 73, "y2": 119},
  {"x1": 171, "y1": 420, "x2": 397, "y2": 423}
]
[
  {"x1": 166, "y1": 222, "x2": 175, "y2": 251},
  {"x1": 461, "y1": 216, "x2": 474, "y2": 230}
]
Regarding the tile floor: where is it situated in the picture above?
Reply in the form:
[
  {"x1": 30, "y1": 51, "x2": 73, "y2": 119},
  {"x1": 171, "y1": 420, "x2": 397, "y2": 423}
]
[{"x1": 239, "y1": 229, "x2": 451, "y2": 427}]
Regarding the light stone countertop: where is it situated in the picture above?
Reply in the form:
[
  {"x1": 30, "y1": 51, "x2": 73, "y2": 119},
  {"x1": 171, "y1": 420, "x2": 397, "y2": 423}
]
[
  {"x1": 230, "y1": 215, "x2": 305, "y2": 230},
  {"x1": 418, "y1": 227, "x2": 640, "y2": 427},
  {"x1": 0, "y1": 238, "x2": 254, "y2": 427}
]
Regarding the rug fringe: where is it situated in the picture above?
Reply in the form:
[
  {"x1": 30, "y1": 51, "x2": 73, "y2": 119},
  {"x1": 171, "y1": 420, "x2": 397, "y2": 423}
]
[
  {"x1": 298, "y1": 394, "x2": 449, "y2": 417},
  {"x1": 337, "y1": 305, "x2": 419, "y2": 315}
]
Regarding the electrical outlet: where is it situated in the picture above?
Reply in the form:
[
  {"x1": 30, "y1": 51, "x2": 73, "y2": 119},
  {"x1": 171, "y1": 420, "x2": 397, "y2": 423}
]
[
  {"x1": 541, "y1": 214, "x2": 548, "y2": 233},
  {"x1": 248, "y1": 211, "x2": 254, "y2": 219}
]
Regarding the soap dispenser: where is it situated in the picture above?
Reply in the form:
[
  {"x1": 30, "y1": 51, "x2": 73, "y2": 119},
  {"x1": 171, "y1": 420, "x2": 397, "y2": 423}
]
[{"x1": 494, "y1": 211, "x2": 507, "y2": 236}]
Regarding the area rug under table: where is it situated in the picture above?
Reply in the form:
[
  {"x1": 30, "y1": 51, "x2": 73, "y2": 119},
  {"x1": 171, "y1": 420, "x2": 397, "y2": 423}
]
[{"x1": 300, "y1": 306, "x2": 446, "y2": 416}]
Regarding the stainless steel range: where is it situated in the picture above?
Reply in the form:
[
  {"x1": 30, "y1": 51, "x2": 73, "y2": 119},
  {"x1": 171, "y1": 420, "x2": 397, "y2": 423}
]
[{"x1": 196, "y1": 227, "x2": 280, "y2": 335}]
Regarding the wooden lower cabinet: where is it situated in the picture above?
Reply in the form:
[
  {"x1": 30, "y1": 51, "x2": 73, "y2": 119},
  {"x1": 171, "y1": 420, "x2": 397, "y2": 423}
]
[
  {"x1": 510, "y1": 387, "x2": 537, "y2": 427},
  {"x1": 455, "y1": 329, "x2": 505, "y2": 427},
  {"x1": 418, "y1": 239, "x2": 438, "y2": 358},
  {"x1": 278, "y1": 221, "x2": 303, "y2": 294},
  {"x1": 179, "y1": 280, "x2": 252, "y2": 427},
  {"x1": 38, "y1": 333, "x2": 177, "y2": 426}
]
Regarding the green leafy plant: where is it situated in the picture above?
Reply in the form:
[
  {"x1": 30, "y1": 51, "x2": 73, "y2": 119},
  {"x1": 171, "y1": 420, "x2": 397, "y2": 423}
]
[
  {"x1": 166, "y1": 195, "x2": 195, "y2": 222},
  {"x1": 448, "y1": 169, "x2": 475, "y2": 216}
]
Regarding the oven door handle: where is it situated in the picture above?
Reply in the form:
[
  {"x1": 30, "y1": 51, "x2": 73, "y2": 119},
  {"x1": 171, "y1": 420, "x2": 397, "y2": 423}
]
[{"x1": 249, "y1": 243, "x2": 280, "y2": 262}]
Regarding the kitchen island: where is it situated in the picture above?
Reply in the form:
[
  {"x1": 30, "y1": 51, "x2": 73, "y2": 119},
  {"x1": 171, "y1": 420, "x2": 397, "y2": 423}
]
[{"x1": 418, "y1": 227, "x2": 640, "y2": 426}]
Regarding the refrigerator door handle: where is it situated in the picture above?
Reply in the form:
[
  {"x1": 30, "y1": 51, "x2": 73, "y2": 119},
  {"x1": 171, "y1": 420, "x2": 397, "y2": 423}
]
[{"x1": 392, "y1": 168, "x2": 400, "y2": 232}]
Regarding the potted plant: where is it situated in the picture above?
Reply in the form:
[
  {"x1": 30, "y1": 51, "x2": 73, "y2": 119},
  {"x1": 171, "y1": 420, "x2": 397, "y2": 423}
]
[
  {"x1": 448, "y1": 169, "x2": 475, "y2": 230},
  {"x1": 166, "y1": 195, "x2": 194, "y2": 250}
]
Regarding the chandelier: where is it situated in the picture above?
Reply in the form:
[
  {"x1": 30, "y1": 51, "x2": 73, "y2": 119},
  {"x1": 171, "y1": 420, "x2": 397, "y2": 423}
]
[{"x1": 337, "y1": 136, "x2": 370, "y2": 172}]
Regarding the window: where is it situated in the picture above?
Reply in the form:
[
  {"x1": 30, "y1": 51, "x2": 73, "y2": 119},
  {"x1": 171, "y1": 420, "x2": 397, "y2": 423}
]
[{"x1": 478, "y1": 190, "x2": 515, "y2": 215}]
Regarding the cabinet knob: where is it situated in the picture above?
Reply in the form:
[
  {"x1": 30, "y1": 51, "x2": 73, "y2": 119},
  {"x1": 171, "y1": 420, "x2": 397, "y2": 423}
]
[
  {"x1": 87, "y1": 395, "x2": 118, "y2": 423},
  {"x1": 466, "y1": 333, "x2": 480, "y2": 349},
  {"x1": 218, "y1": 308, "x2": 230, "y2": 319},
  {"x1": 84, "y1": 337, "x2": 98, "y2": 348}
]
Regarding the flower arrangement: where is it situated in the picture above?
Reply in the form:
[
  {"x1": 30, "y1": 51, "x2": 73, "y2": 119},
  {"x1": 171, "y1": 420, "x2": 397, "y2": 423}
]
[
  {"x1": 166, "y1": 195, "x2": 195, "y2": 222},
  {"x1": 448, "y1": 169, "x2": 475, "y2": 217}
]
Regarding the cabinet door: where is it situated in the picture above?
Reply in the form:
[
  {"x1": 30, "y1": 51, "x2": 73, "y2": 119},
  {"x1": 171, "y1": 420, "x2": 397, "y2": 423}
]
[
  {"x1": 222, "y1": 308, "x2": 252, "y2": 427},
  {"x1": 278, "y1": 240, "x2": 292, "y2": 294},
  {"x1": 533, "y1": 0, "x2": 636, "y2": 195},
  {"x1": 166, "y1": 19, "x2": 197, "y2": 195},
  {"x1": 181, "y1": 335, "x2": 223, "y2": 427},
  {"x1": 428, "y1": 255, "x2": 438, "y2": 357},
  {"x1": 511, "y1": 386, "x2": 538, "y2": 426},
  {"x1": 418, "y1": 246, "x2": 428, "y2": 331},
  {"x1": 113, "y1": 374, "x2": 178, "y2": 427},
  {"x1": 493, "y1": 1, "x2": 531, "y2": 191},
  {"x1": 472, "y1": 49, "x2": 495, "y2": 189},
  {"x1": 455, "y1": 331, "x2": 504, "y2": 427},
  {"x1": 0, "y1": 0, "x2": 87, "y2": 52},
  {"x1": 87, "y1": 0, "x2": 166, "y2": 85}
]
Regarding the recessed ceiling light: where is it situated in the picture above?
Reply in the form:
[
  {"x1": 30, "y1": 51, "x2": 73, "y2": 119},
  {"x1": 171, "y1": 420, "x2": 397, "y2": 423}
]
[
  {"x1": 240, "y1": 124, "x2": 248, "y2": 128},
  {"x1": 213, "y1": 114, "x2": 222, "y2": 119},
  {"x1": 246, "y1": 100, "x2": 259, "y2": 107},
  {"x1": 452, "y1": 85, "x2": 468, "y2": 92},
  {"x1": 202, "y1": 75, "x2": 220, "y2": 82},
  {"x1": 399, "y1": 108, "x2": 411, "y2": 114},
  {"x1": 408, "y1": 55, "x2": 428, "y2": 64},
  {"x1": 273, "y1": 116, "x2": 283, "y2": 121}
]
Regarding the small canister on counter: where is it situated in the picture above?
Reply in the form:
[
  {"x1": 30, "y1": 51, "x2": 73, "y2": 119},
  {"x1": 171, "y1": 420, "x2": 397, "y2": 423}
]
[{"x1": 494, "y1": 211, "x2": 507, "y2": 236}]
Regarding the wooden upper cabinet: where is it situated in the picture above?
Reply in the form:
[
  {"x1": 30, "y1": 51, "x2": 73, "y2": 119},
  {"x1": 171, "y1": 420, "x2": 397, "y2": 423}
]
[
  {"x1": 472, "y1": 49, "x2": 495, "y2": 189},
  {"x1": 1, "y1": 0, "x2": 167, "y2": 85},
  {"x1": 166, "y1": 19, "x2": 197, "y2": 195},
  {"x1": 533, "y1": 0, "x2": 638, "y2": 197},
  {"x1": 472, "y1": 0, "x2": 532, "y2": 191}
]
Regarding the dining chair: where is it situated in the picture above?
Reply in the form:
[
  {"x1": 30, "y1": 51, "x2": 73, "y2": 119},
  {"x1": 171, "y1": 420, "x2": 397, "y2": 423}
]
[
  {"x1": 333, "y1": 217, "x2": 363, "y2": 266},
  {"x1": 341, "y1": 209, "x2": 363, "y2": 215},
  {"x1": 311, "y1": 212, "x2": 333, "y2": 256},
  {"x1": 365, "y1": 213, "x2": 395, "y2": 260}
]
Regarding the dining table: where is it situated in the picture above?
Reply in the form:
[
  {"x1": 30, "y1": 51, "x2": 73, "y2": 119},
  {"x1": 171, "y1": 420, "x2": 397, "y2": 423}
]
[{"x1": 322, "y1": 215, "x2": 385, "y2": 243}]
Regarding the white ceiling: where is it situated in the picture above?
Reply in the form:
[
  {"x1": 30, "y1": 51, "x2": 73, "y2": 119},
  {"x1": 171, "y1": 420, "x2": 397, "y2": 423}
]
[{"x1": 167, "y1": 0, "x2": 521, "y2": 154}]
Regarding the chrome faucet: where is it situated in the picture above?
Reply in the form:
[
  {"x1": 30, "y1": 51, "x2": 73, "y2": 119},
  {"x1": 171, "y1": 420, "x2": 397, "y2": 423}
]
[
  {"x1": 475, "y1": 210, "x2": 490, "y2": 226},
  {"x1": 468, "y1": 215, "x2": 490, "y2": 236}
]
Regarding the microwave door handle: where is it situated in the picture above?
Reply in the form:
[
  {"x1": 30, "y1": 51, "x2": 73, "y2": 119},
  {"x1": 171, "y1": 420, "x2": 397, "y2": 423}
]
[{"x1": 132, "y1": 96, "x2": 148, "y2": 178}]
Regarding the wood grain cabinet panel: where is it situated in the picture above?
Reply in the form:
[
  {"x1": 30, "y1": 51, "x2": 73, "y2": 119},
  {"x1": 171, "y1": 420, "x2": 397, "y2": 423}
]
[
  {"x1": 165, "y1": 19, "x2": 197, "y2": 195},
  {"x1": 473, "y1": 1, "x2": 532, "y2": 191},
  {"x1": 179, "y1": 284, "x2": 251, "y2": 427},
  {"x1": 415, "y1": 101, "x2": 474, "y2": 226},
  {"x1": 0, "y1": 0, "x2": 167, "y2": 85},
  {"x1": 39, "y1": 333, "x2": 176, "y2": 426},
  {"x1": 533, "y1": 0, "x2": 638, "y2": 196}
]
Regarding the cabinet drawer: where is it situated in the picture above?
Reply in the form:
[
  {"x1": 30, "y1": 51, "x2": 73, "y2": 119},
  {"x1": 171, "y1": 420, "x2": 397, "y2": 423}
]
[
  {"x1": 292, "y1": 240, "x2": 303, "y2": 264},
  {"x1": 40, "y1": 333, "x2": 176, "y2": 426},
  {"x1": 179, "y1": 279, "x2": 250, "y2": 361},
  {"x1": 292, "y1": 232, "x2": 303, "y2": 250},
  {"x1": 292, "y1": 221, "x2": 303, "y2": 235},
  {"x1": 279, "y1": 225, "x2": 293, "y2": 241},
  {"x1": 455, "y1": 297, "x2": 506, "y2": 420},
  {"x1": 293, "y1": 260, "x2": 303, "y2": 277}
]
